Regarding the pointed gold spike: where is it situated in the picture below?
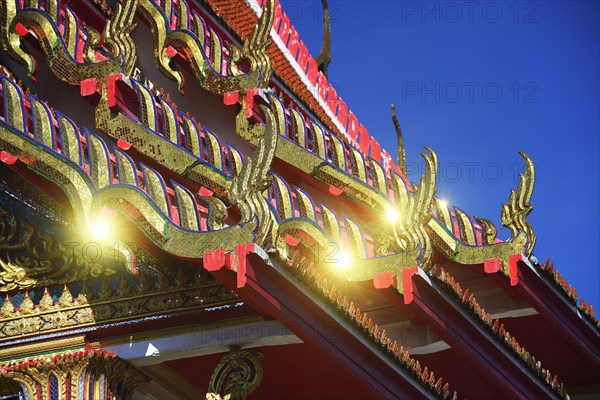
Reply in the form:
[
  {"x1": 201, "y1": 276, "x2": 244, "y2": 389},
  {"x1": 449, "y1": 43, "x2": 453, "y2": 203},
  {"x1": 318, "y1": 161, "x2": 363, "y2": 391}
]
[
  {"x1": 1, "y1": 295, "x2": 14, "y2": 316},
  {"x1": 309, "y1": 121, "x2": 327, "y2": 159},
  {"x1": 294, "y1": 188, "x2": 317, "y2": 221},
  {"x1": 348, "y1": 147, "x2": 367, "y2": 182},
  {"x1": 133, "y1": 81, "x2": 158, "y2": 131},
  {"x1": 474, "y1": 216, "x2": 497, "y2": 244},
  {"x1": 208, "y1": 27, "x2": 223, "y2": 73},
  {"x1": 59, "y1": 284, "x2": 74, "y2": 306},
  {"x1": 203, "y1": 129, "x2": 224, "y2": 170},
  {"x1": 160, "y1": 99, "x2": 179, "y2": 143},
  {"x1": 181, "y1": 115, "x2": 203, "y2": 157},
  {"x1": 289, "y1": 108, "x2": 307, "y2": 146},
  {"x1": 39, "y1": 288, "x2": 55, "y2": 311},
  {"x1": 369, "y1": 159, "x2": 387, "y2": 194},
  {"x1": 319, "y1": 204, "x2": 341, "y2": 245},
  {"x1": 20, "y1": 292, "x2": 35, "y2": 314},
  {"x1": 391, "y1": 103, "x2": 407, "y2": 176}
]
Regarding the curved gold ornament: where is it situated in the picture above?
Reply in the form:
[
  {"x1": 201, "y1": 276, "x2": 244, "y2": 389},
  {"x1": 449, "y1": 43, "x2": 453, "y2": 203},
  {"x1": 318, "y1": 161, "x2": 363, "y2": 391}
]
[
  {"x1": 206, "y1": 350, "x2": 264, "y2": 400},
  {"x1": 0, "y1": 259, "x2": 36, "y2": 292},
  {"x1": 501, "y1": 152, "x2": 536, "y2": 256},
  {"x1": 231, "y1": 0, "x2": 275, "y2": 86},
  {"x1": 102, "y1": 0, "x2": 138, "y2": 76},
  {"x1": 137, "y1": 0, "x2": 272, "y2": 93},
  {"x1": 231, "y1": 98, "x2": 280, "y2": 247},
  {"x1": 0, "y1": 0, "x2": 125, "y2": 83},
  {"x1": 428, "y1": 218, "x2": 528, "y2": 272},
  {"x1": 95, "y1": 81, "x2": 232, "y2": 196},
  {"x1": 390, "y1": 147, "x2": 438, "y2": 269}
]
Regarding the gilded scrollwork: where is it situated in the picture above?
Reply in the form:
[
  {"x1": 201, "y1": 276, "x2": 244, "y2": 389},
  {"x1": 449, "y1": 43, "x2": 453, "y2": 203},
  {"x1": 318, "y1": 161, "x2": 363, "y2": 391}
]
[
  {"x1": 0, "y1": 271, "x2": 238, "y2": 341},
  {"x1": 207, "y1": 349, "x2": 264, "y2": 400},
  {"x1": 0, "y1": 207, "x2": 116, "y2": 292}
]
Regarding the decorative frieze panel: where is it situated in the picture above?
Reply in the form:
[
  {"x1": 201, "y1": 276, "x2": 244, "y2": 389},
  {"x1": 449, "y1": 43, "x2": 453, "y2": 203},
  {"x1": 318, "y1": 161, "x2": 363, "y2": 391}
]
[
  {"x1": 0, "y1": 271, "x2": 238, "y2": 342},
  {"x1": 1, "y1": 347, "x2": 149, "y2": 400}
]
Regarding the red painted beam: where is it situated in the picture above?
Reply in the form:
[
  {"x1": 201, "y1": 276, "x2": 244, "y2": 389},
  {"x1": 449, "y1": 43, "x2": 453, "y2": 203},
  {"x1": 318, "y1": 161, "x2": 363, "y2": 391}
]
[
  {"x1": 508, "y1": 259, "x2": 600, "y2": 367},
  {"x1": 208, "y1": 246, "x2": 435, "y2": 400},
  {"x1": 389, "y1": 269, "x2": 559, "y2": 400}
]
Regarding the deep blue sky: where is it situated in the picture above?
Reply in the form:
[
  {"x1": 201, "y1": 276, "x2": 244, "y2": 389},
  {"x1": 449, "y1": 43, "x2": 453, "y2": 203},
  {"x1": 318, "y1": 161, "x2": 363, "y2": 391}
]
[{"x1": 281, "y1": 0, "x2": 600, "y2": 310}]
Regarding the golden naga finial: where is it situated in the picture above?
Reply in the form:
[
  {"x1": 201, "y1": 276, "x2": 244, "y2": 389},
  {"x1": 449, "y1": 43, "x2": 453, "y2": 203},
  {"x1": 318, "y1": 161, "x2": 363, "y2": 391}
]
[
  {"x1": 391, "y1": 103, "x2": 407, "y2": 176},
  {"x1": 391, "y1": 147, "x2": 438, "y2": 268},
  {"x1": 0, "y1": 0, "x2": 130, "y2": 83},
  {"x1": 239, "y1": 0, "x2": 275, "y2": 86},
  {"x1": 315, "y1": 0, "x2": 332, "y2": 77},
  {"x1": 501, "y1": 152, "x2": 536, "y2": 256},
  {"x1": 230, "y1": 94, "x2": 281, "y2": 246},
  {"x1": 103, "y1": 0, "x2": 138, "y2": 76},
  {"x1": 0, "y1": 0, "x2": 35, "y2": 76}
]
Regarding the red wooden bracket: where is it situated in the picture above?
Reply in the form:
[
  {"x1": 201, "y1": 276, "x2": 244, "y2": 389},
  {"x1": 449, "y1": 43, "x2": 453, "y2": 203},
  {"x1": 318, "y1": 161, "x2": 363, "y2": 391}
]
[
  {"x1": 402, "y1": 266, "x2": 419, "y2": 304},
  {"x1": 509, "y1": 253, "x2": 523, "y2": 286},
  {"x1": 484, "y1": 257, "x2": 503, "y2": 274},
  {"x1": 373, "y1": 272, "x2": 394, "y2": 289}
]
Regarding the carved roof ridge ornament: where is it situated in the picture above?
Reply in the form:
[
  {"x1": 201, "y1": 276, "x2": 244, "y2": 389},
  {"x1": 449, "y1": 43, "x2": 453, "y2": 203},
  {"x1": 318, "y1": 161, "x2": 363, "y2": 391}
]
[
  {"x1": 230, "y1": 93, "x2": 280, "y2": 247},
  {"x1": 391, "y1": 102, "x2": 407, "y2": 176},
  {"x1": 0, "y1": 0, "x2": 127, "y2": 82},
  {"x1": 315, "y1": 0, "x2": 332, "y2": 77},
  {"x1": 501, "y1": 151, "x2": 536, "y2": 257},
  {"x1": 392, "y1": 147, "x2": 438, "y2": 269},
  {"x1": 102, "y1": 0, "x2": 138, "y2": 76},
  {"x1": 425, "y1": 153, "x2": 534, "y2": 269},
  {"x1": 240, "y1": 0, "x2": 275, "y2": 86},
  {"x1": 137, "y1": 0, "x2": 272, "y2": 93}
]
